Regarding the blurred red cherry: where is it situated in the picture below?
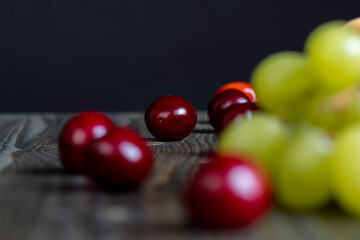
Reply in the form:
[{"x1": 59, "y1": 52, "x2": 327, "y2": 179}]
[
  {"x1": 87, "y1": 127, "x2": 153, "y2": 187},
  {"x1": 184, "y1": 154, "x2": 272, "y2": 229},
  {"x1": 58, "y1": 111, "x2": 115, "y2": 174}
]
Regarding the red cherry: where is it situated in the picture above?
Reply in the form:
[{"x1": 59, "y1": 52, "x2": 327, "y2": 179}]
[
  {"x1": 58, "y1": 111, "x2": 115, "y2": 174},
  {"x1": 207, "y1": 89, "x2": 251, "y2": 128},
  {"x1": 184, "y1": 154, "x2": 272, "y2": 229},
  {"x1": 87, "y1": 127, "x2": 154, "y2": 187},
  {"x1": 215, "y1": 82, "x2": 257, "y2": 102},
  {"x1": 216, "y1": 102, "x2": 258, "y2": 132},
  {"x1": 145, "y1": 95, "x2": 197, "y2": 140}
]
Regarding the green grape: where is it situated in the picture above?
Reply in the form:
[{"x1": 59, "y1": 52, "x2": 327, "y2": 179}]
[
  {"x1": 332, "y1": 87, "x2": 360, "y2": 130},
  {"x1": 342, "y1": 93, "x2": 360, "y2": 126},
  {"x1": 303, "y1": 93, "x2": 339, "y2": 132},
  {"x1": 217, "y1": 113, "x2": 288, "y2": 174},
  {"x1": 276, "y1": 126, "x2": 333, "y2": 211},
  {"x1": 331, "y1": 125, "x2": 360, "y2": 217},
  {"x1": 251, "y1": 52, "x2": 313, "y2": 115},
  {"x1": 304, "y1": 86, "x2": 360, "y2": 133},
  {"x1": 305, "y1": 21, "x2": 360, "y2": 92}
]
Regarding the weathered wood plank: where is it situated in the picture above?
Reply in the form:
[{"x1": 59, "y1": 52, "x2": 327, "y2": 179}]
[{"x1": 0, "y1": 112, "x2": 358, "y2": 240}]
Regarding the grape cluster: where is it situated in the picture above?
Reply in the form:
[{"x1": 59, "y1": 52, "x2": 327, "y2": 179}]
[{"x1": 218, "y1": 18, "x2": 360, "y2": 215}]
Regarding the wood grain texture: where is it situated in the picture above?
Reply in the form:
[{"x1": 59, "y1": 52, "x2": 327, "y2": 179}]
[{"x1": 0, "y1": 112, "x2": 359, "y2": 240}]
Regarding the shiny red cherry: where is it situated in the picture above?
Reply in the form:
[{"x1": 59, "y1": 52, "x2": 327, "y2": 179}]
[
  {"x1": 58, "y1": 111, "x2": 115, "y2": 174},
  {"x1": 184, "y1": 154, "x2": 272, "y2": 229},
  {"x1": 207, "y1": 89, "x2": 251, "y2": 128},
  {"x1": 87, "y1": 127, "x2": 154, "y2": 187},
  {"x1": 145, "y1": 95, "x2": 197, "y2": 140},
  {"x1": 214, "y1": 82, "x2": 257, "y2": 102},
  {"x1": 216, "y1": 102, "x2": 258, "y2": 132}
]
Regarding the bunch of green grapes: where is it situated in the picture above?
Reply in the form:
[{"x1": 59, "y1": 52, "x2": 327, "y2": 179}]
[
  {"x1": 252, "y1": 20, "x2": 360, "y2": 131},
  {"x1": 218, "y1": 18, "x2": 360, "y2": 214}
]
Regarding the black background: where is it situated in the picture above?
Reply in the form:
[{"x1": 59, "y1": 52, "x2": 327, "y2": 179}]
[{"x1": 0, "y1": 0, "x2": 359, "y2": 112}]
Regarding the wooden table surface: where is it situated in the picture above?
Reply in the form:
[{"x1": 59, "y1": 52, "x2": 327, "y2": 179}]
[{"x1": 0, "y1": 112, "x2": 359, "y2": 240}]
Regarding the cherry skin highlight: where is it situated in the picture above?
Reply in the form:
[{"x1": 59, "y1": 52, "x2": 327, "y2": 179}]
[
  {"x1": 87, "y1": 127, "x2": 154, "y2": 187},
  {"x1": 216, "y1": 102, "x2": 258, "y2": 132},
  {"x1": 214, "y1": 82, "x2": 257, "y2": 102},
  {"x1": 58, "y1": 111, "x2": 115, "y2": 174},
  {"x1": 207, "y1": 89, "x2": 251, "y2": 128},
  {"x1": 145, "y1": 95, "x2": 197, "y2": 140},
  {"x1": 184, "y1": 154, "x2": 272, "y2": 229}
]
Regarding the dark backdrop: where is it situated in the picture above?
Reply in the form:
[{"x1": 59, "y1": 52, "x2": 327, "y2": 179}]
[{"x1": 0, "y1": 0, "x2": 359, "y2": 112}]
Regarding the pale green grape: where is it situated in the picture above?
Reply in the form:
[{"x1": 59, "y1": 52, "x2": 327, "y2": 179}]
[
  {"x1": 342, "y1": 93, "x2": 360, "y2": 126},
  {"x1": 217, "y1": 113, "x2": 288, "y2": 174},
  {"x1": 276, "y1": 126, "x2": 333, "y2": 211},
  {"x1": 303, "y1": 93, "x2": 339, "y2": 132},
  {"x1": 304, "y1": 87, "x2": 360, "y2": 133},
  {"x1": 331, "y1": 125, "x2": 360, "y2": 217},
  {"x1": 305, "y1": 21, "x2": 360, "y2": 92},
  {"x1": 332, "y1": 87, "x2": 360, "y2": 130},
  {"x1": 251, "y1": 52, "x2": 313, "y2": 115}
]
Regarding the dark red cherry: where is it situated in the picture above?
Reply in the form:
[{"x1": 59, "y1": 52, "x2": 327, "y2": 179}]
[
  {"x1": 145, "y1": 95, "x2": 197, "y2": 140},
  {"x1": 58, "y1": 111, "x2": 115, "y2": 174},
  {"x1": 207, "y1": 89, "x2": 251, "y2": 128},
  {"x1": 216, "y1": 102, "x2": 258, "y2": 132},
  {"x1": 87, "y1": 127, "x2": 153, "y2": 187},
  {"x1": 184, "y1": 154, "x2": 272, "y2": 229}
]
